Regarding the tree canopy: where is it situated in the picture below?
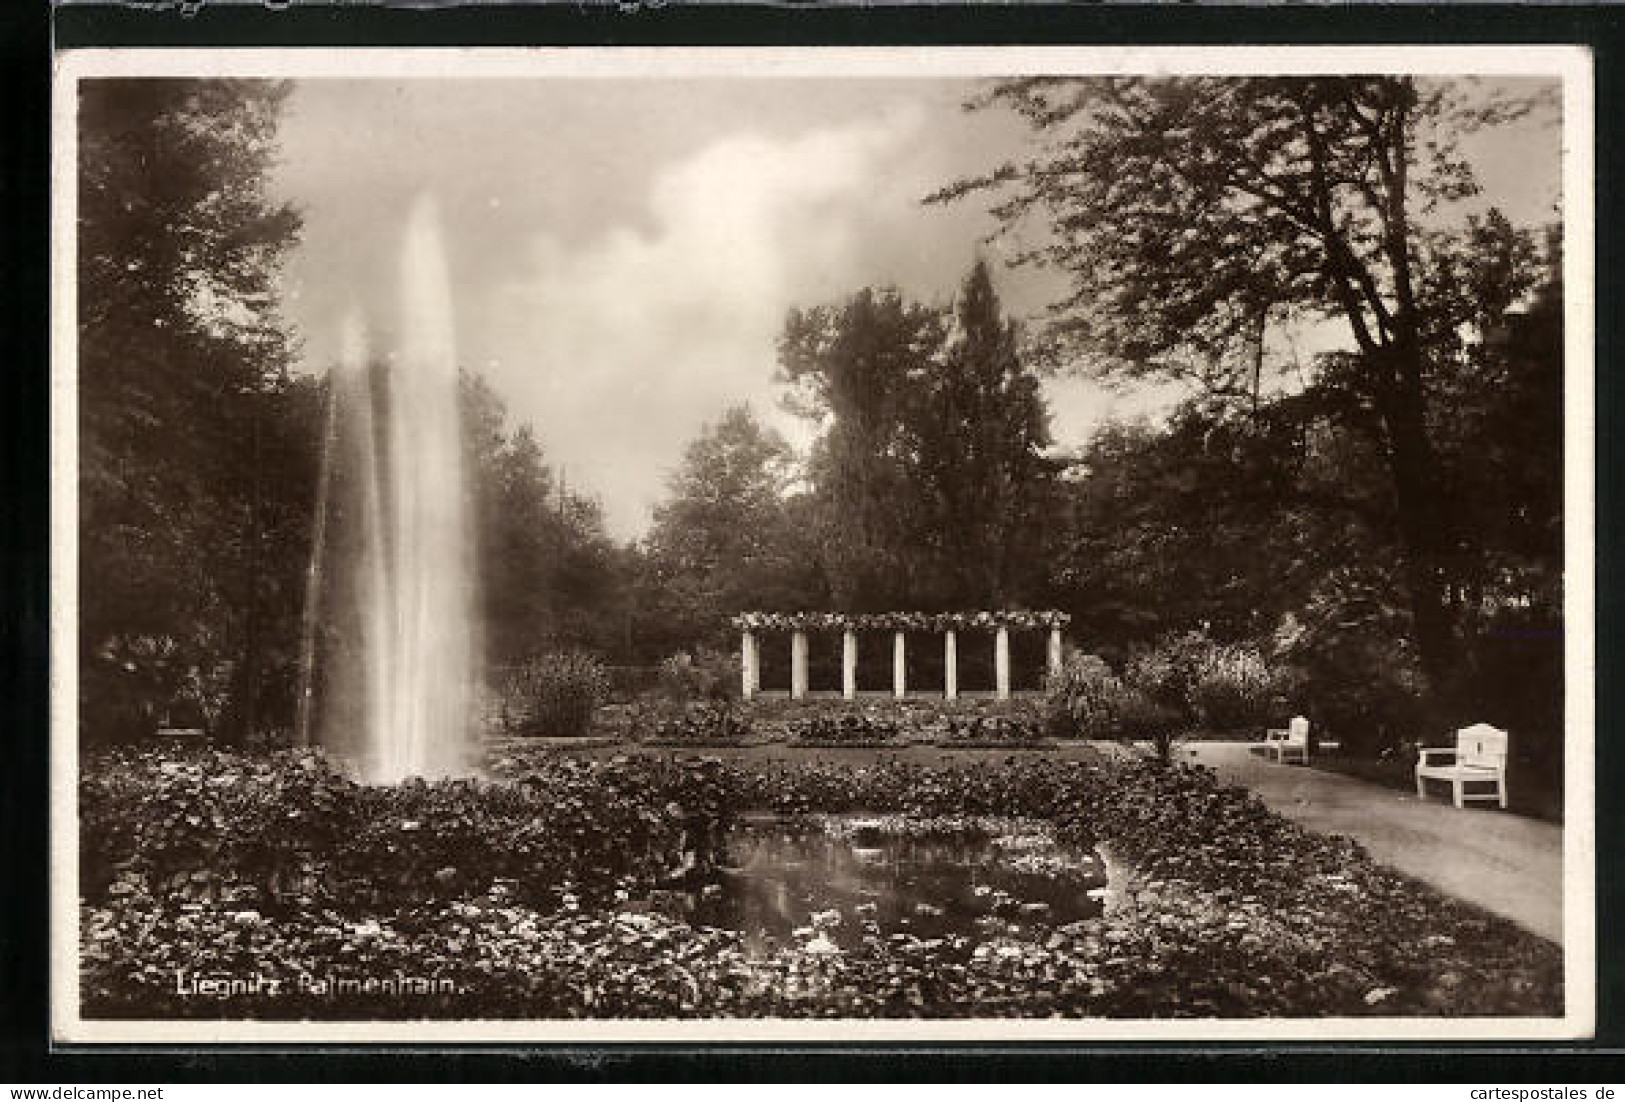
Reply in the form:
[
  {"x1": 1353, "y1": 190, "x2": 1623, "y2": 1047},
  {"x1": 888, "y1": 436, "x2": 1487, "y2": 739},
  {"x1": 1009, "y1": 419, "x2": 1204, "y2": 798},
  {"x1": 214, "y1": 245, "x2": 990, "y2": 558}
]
[
  {"x1": 637, "y1": 405, "x2": 825, "y2": 652},
  {"x1": 931, "y1": 75, "x2": 1558, "y2": 695},
  {"x1": 78, "y1": 79, "x2": 307, "y2": 742},
  {"x1": 775, "y1": 265, "x2": 1057, "y2": 612}
]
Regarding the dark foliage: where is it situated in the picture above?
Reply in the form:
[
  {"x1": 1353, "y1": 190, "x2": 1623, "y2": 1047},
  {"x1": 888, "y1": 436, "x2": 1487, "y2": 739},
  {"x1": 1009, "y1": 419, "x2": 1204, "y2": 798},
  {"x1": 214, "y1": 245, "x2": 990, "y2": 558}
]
[
  {"x1": 499, "y1": 652, "x2": 610, "y2": 738},
  {"x1": 785, "y1": 714, "x2": 904, "y2": 748},
  {"x1": 644, "y1": 703, "x2": 756, "y2": 748},
  {"x1": 775, "y1": 264, "x2": 1058, "y2": 612},
  {"x1": 78, "y1": 79, "x2": 307, "y2": 746},
  {"x1": 82, "y1": 748, "x2": 1561, "y2": 1019},
  {"x1": 934, "y1": 715, "x2": 1052, "y2": 749}
]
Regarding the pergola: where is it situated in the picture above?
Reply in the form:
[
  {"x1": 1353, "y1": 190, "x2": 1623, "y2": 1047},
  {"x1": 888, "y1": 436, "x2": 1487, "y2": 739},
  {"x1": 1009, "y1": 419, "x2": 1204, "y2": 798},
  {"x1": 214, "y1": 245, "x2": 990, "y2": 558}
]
[{"x1": 732, "y1": 611, "x2": 1070, "y2": 701}]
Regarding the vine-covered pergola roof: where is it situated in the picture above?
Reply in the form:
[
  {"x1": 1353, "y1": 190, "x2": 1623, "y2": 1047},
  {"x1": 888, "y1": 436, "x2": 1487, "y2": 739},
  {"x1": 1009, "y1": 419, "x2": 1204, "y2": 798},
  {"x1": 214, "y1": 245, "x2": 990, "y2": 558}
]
[{"x1": 731, "y1": 611, "x2": 1070, "y2": 633}]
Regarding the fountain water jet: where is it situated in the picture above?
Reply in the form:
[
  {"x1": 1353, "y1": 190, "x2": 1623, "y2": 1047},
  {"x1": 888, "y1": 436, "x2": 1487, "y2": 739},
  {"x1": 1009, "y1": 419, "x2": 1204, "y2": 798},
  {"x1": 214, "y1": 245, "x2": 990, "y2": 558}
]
[{"x1": 308, "y1": 197, "x2": 479, "y2": 784}]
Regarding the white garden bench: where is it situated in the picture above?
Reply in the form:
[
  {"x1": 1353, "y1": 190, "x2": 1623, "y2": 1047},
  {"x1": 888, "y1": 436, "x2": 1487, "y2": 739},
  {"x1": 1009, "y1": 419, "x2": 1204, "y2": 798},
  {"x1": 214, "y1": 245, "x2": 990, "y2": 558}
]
[
  {"x1": 1262, "y1": 716, "x2": 1310, "y2": 764},
  {"x1": 1415, "y1": 723, "x2": 1509, "y2": 809}
]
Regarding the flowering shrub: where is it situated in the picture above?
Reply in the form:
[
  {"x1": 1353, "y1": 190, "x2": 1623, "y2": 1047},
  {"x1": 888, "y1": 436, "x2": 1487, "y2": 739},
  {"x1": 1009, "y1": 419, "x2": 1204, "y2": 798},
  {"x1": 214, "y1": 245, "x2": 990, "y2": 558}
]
[
  {"x1": 657, "y1": 648, "x2": 739, "y2": 704},
  {"x1": 1186, "y1": 643, "x2": 1287, "y2": 730},
  {"x1": 501, "y1": 651, "x2": 610, "y2": 738},
  {"x1": 1045, "y1": 653, "x2": 1131, "y2": 738},
  {"x1": 1122, "y1": 632, "x2": 1210, "y2": 717},
  {"x1": 1121, "y1": 632, "x2": 1292, "y2": 734},
  {"x1": 1046, "y1": 649, "x2": 1198, "y2": 757}
]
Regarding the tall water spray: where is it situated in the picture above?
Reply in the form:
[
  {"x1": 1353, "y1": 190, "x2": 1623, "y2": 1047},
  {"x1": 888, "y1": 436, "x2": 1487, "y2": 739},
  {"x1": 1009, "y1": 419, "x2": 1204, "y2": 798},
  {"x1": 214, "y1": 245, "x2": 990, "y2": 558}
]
[{"x1": 310, "y1": 198, "x2": 479, "y2": 784}]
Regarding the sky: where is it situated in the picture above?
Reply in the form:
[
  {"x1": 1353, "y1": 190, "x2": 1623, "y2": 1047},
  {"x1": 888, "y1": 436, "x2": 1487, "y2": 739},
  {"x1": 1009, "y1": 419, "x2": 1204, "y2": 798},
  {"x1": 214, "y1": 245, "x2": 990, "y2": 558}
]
[{"x1": 270, "y1": 76, "x2": 1562, "y2": 541}]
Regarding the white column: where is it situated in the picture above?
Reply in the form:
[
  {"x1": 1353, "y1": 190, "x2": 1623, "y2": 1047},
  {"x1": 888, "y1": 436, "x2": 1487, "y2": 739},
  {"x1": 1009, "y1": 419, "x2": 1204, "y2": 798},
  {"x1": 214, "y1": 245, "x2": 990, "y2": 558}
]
[
  {"x1": 741, "y1": 631, "x2": 757, "y2": 700},
  {"x1": 893, "y1": 631, "x2": 906, "y2": 699},
  {"x1": 791, "y1": 630, "x2": 808, "y2": 700},
  {"x1": 842, "y1": 630, "x2": 857, "y2": 700},
  {"x1": 995, "y1": 625, "x2": 1011, "y2": 700},
  {"x1": 1047, "y1": 627, "x2": 1064, "y2": 683},
  {"x1": 943, "y1": 630, "x2": 958, "y2": 701}
]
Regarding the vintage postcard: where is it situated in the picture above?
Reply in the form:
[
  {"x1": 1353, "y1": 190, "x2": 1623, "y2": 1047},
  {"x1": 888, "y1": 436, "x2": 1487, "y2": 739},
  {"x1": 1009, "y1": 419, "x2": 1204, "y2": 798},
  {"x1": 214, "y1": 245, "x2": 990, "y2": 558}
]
[{"x1": 50, "y1": 45, "x2": 1595, "y2": 1043}]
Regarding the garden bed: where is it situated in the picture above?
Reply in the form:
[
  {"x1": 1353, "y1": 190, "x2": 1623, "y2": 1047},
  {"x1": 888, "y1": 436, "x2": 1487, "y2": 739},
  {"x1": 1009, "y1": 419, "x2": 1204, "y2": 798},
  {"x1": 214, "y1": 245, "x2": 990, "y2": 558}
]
[
  {"x1": 79, "y1": 745, "x2": 1562, "y2": 1020},
  {"x1": 640, "y1": 739, "x2": 769, "y2": 750},
  {"x1": 489, "y1": 735, "x2": 623, "y2": 753},
  {"x1": 930, "y1": 715, "x2": 1055, "y2": 751},
  {"x1": 637, "y1": 704, "x2": 764, "y2": 750},
  {"x1": 783, "y1": 715, "x2": 908, "y2": 750}
]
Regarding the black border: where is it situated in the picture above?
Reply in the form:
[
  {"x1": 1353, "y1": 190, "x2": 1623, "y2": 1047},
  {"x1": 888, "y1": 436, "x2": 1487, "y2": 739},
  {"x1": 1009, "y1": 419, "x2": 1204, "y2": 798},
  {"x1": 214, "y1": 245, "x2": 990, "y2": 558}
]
[{"x1": 10, "y1": 0, "x2": 1624, "y2": 1082}]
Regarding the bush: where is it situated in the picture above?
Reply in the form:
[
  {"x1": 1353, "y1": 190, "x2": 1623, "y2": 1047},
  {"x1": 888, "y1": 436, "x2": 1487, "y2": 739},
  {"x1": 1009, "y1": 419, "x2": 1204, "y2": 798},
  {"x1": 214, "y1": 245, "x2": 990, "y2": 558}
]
[
  {"x1": 1185, "y1": 642, "x2": 1287, "y2": 730},
  {"x1": 1122, "y1": 632, "x2": 1210, "y2": 722},
  {"x1": 1045, "y1": 653, "x2": 1130, "y2": 738},
  {"x1": 1116, "y1": 691, "x2": 1183, "y2": 763},
  {"x1": 502, "y1": 651, "x2": 610, "y2": 738},
  {"x1": 1302, "y1": 645, "x2": 1430, "y2": 759},
  {"x1": 1272, "y1": 571, "x2": 1433, "y2": 756},
  {"x1": 1046, "y1": 649, "x2": 1195, "y2": 757},
  {"x1": 657, "y1": 647, "x2": 739, "y2": 704},
  {"x1": 1118, "y1": 631, "x2": 1292, "y2": 734}
]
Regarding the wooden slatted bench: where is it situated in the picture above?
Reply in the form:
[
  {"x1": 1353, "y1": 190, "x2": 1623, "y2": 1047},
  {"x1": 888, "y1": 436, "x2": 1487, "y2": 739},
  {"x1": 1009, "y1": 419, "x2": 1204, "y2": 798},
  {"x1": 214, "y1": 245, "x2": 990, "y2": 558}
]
[{"x1": 1415, "y1": 722, "x2": 1509, "y2": 809}]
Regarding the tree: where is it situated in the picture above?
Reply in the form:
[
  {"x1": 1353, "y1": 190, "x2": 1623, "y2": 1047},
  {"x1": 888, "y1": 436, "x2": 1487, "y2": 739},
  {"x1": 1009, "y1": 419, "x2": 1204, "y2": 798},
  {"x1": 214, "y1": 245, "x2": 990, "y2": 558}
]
[
  {"x1": 1051, "y1": 393, "x2": 1369, "y2": 650},
  {"x1": 640, "y1": 405, "x2": 823, "y2": 650},
  {"x1": 461, "y1": 371, "x2": 623, "y2": 666},
  {"x1": 934, "y1": 75, "x2": 1551, "y2": 692},
  {"x1": 917, "y1": 259, "x2": 1057, "y2": 605},
  {"x1": 1433, "y1": 227, "x2": 1564, "y2": 757},
  {"x1": 776, "y1": 266, "x2": 1058, "y2": 611},
  {"x1": 779, "y1": 288, "x2": 945, "y2": 609},
  {"x1": 647, "y1": 406, "x2": 794, "y2": 580},
  {"x1": 78, "y1": 79, "x2": 305, "y2": 742},
  {"x1": 1428, "y1": 216, "x2": 1559, "y2": 598}
]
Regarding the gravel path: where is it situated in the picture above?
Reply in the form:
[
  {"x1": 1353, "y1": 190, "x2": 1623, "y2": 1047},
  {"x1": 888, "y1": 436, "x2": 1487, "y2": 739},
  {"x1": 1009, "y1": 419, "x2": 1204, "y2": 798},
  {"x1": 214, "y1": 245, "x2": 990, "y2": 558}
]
[{"x1": 1147, "y1": 741, "x2": 1565, "y2": 944}]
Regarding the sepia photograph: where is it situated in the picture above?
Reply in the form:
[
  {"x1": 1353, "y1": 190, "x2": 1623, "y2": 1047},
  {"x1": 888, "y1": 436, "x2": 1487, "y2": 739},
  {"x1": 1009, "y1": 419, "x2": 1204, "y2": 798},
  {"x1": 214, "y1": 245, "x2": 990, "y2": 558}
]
[{"x1": 50, "y1": 46, "x2": 1594, "y2": 1043}]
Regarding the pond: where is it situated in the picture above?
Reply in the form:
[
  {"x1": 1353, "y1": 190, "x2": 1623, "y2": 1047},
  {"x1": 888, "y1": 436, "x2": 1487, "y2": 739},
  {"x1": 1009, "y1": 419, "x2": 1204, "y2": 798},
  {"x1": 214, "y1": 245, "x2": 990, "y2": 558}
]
[{"x1": 667, "y1": 814, "x2": 1108, "y2": 956}]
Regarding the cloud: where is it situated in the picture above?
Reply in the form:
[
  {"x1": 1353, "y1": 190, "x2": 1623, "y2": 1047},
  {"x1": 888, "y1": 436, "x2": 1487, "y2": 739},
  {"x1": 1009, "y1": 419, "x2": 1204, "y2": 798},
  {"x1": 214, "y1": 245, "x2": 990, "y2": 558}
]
[{"x1": 485, "y1": 104, "x2": 938, "y2": 540}]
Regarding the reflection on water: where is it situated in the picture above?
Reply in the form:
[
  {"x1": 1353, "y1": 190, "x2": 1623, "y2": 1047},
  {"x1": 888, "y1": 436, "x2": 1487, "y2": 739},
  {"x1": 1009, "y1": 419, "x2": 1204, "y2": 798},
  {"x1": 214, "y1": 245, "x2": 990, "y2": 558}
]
[{"x1": 682, "y1": 814, "x2": 1107, "y2": 956}]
